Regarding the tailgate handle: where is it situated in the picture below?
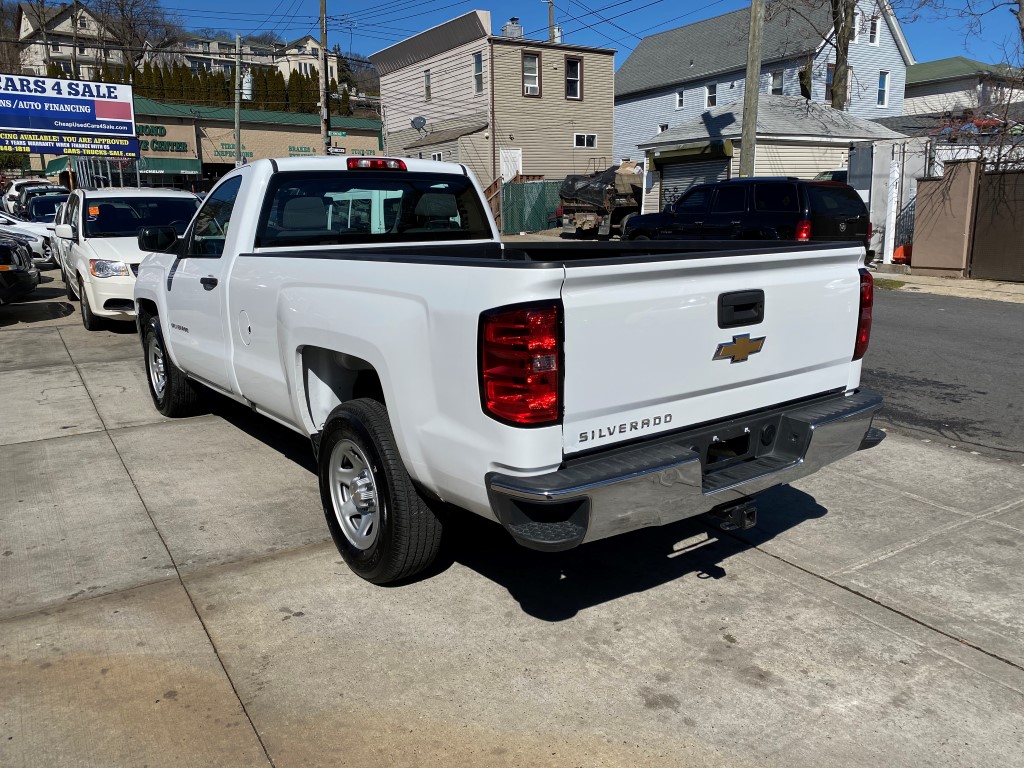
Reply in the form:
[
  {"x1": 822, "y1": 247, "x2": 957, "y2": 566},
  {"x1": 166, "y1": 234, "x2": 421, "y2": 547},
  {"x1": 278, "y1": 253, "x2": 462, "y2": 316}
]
[{"x1": 718, "y1": 290, "x2": 764, "y2": 328}]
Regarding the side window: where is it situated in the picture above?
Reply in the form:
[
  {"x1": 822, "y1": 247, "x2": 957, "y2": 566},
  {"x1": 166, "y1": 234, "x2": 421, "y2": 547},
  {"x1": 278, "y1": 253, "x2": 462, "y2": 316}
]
[
  {"x1": 711, "y1": 186, "x2": 746, "y2": 213},
  {"x1": 67, "y1": 194, "x2": 81, "y2": 235},
  {"x1": 188, "y1": 176, "x2": 242, "y2": 257},
  {"x1": 673, "y1": 187, "x2": 710, "y2": 213},
  {"x1": 753, "y1": 183, "x2": 799, "y2": 212}
]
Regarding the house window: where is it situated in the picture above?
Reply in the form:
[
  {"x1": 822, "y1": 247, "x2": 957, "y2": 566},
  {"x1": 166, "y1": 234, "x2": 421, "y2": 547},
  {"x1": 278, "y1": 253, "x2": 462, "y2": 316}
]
[
  {"x1": 658, "y1": 123, "x2": 668, "y2": 133},
  {"x1": 852, "y1": 12, "x2": 860, "y2": 42},
  {"x1": 329, "y1": 66, "x2": 334, "y2": 78},
  {"x1": 50, "y1": 41, "x2": 60, "y2": 52},
  {"x1": 826, "y1": 64, "x2": 835, "y2": 101},
  {"x1": 770, "y1": 71, "x2": 783, "y2": 95},
  {"x1": 705, "y1": 83, "x2": 717, "y2": 108},
  {"x1": 431, "y1": 152, "x2": 443, "y2": 161},
  {"x1": 574, "y1": 133, "x2": 596, "y2": 148},
  {"x1": 877, "y1": 70, "x2": 889, "y2": 107},
  {"x1": 311, "y1": 47, "x2": 318, "y2": 57},
  {"x1": 60, "y1": 62, "x2": 72, "y2": 74},
  {"x1": 424, "y1": 69, "x2": 431, "y2": 100},
  {"x1": 676, "y1": 90, "x2": 684, "y2": 109},
  {"x1": 522, "y1": 52, "x2": 540, "y2": 96},
  {"x1": 565, "y1": 56, "x2": 582, "y2": 99},
  {"x1": 78, "y1": 44, "x2": 87, "y2": 55},
  {"x1": 869, "y1": 17, "x2": 880, "y2": 45},
  {"x1": 473, "y1": 52, "x2": 483, "y2": 93},
  {"x1": 78, "y1": 17, "x2": 88, "y2": 28}
]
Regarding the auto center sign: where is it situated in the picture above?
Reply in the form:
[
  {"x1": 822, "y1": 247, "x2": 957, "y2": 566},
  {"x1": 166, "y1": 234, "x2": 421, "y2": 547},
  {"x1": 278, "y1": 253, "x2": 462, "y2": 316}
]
[{"x1": 0, "y1": 75, "x2": 140, "y2": 158}]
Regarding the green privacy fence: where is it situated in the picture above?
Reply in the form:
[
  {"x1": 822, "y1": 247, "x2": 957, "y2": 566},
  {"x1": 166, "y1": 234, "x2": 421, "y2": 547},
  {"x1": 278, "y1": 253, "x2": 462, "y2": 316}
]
[{"x1": 500, "y1": 179, "x2": 563, "y2": 234}]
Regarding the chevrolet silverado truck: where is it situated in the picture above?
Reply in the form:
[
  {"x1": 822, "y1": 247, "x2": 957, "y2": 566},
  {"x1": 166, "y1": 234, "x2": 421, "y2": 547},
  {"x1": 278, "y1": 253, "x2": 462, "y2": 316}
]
[{"x1": 134, "y1": 156, "x2": 884, "y2": 584}]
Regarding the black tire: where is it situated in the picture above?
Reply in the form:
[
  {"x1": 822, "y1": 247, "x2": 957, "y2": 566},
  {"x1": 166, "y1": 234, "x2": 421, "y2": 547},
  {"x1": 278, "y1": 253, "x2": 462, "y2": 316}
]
[
  {"x1": 631, "y1": 233, "x2": 651, "y2": 241},
  {"x1": 618, "y1": 213, "x2": 636, "y2": 236},
  {"x1": 64, "y1": 266, "x2": 76, "y2": 300},
  {"x1": 78, "y1": 277, "x2": 104, "y2": 330},
  {"x1": 142, "y1": 316, "x2": 202, "y2": 417},
  {"x1": 318, "y1": 398, "x2": 442, "y2": 584}
]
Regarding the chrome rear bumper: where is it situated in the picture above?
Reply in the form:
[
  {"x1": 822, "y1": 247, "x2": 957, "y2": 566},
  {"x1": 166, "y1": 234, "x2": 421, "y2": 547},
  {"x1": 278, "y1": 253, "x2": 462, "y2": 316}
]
[{"x1": 487, "y1": 389, "x2": 884, "y2": 551}]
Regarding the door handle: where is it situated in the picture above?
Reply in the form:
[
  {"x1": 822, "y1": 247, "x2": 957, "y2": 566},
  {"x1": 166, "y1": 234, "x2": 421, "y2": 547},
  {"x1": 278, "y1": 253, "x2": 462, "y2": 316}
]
[
  {"x1": 730, "y1": 220, "x2": 741, "y2": 225},
  {"x1": 694, "y1": 220, "x2": 703, "y2": 225},
  {"x1": 200, "y1": 276, "x2": 218, "y2": 290}
]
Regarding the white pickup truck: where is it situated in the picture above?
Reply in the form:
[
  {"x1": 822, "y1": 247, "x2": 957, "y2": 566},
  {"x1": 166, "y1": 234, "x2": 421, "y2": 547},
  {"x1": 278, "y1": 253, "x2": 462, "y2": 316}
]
[{"x1": 134, "y1": 156, "x2": 884, "y2": 584}]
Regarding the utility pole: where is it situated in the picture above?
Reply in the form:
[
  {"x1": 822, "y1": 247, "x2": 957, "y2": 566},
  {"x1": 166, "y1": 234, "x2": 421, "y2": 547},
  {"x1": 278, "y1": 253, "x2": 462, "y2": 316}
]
[
  {"x1": 738, "y1": 0, "x2": 765, "y2": 177},
  {"x1": 70, "y1": 0, "x2": 80, "y2": 79},
  {"x1": 319, "y1": 0, "x2": 331, "y2": 155},
  {"x1": 234, "y1": 35, "x2": 242, "y2": 166},
  {"x1": 546, "y1": 0, "x2": 555, "y2": 42}
]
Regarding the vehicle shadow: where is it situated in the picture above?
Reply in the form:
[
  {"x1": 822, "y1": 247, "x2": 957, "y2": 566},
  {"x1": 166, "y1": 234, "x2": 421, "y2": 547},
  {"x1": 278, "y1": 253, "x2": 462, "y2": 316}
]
[
  {"x1": 193, "y1": 391, "x2": 828, "y2": 620},
  {"x1": 0, "y1": 298, "x2": 75, "y2": 327},
  {"x1": 430, "y1": 485, "x2": 827, "y2": 621}
]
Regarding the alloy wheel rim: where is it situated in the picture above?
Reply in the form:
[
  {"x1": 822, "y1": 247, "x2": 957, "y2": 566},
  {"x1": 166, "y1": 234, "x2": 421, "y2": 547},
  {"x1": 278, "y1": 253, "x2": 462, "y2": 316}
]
[
  {"x1": 328, "y1": 439, "x2": 380, "y2": 551},
  {"x1": 147, "y1": 333, "x2": 167, "y2": 399}
]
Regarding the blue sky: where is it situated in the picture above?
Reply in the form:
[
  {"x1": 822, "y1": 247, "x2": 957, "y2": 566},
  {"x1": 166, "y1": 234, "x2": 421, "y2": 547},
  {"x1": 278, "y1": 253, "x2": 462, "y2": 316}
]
[{"x1": 162, "y1": 0, "x2": 1017, "y2": 66}]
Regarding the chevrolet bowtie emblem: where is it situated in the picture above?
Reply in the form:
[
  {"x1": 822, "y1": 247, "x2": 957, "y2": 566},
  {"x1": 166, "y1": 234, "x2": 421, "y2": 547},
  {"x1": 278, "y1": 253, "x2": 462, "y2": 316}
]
[{"x1": 713, "y1": 333, "x2": 766, "y2": 364}]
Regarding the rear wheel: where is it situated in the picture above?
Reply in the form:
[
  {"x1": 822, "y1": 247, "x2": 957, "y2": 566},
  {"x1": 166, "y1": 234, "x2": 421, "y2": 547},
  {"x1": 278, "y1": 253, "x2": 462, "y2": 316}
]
[
  {"x1": 631, "y1": 233, "x2": 651, "y2": 241},
  {"x1": 319, "y1": 398, "x2": 442, "y2": 584},
  {"x1": 142, "y1": 316, "x2": 202, "y2": 417}
]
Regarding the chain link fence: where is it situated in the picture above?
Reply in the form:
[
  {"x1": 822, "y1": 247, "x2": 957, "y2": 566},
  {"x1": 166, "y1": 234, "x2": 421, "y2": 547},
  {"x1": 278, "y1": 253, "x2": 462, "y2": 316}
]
[{"x1": 500, "y1": 180, "x2": 562, "y2": 235}]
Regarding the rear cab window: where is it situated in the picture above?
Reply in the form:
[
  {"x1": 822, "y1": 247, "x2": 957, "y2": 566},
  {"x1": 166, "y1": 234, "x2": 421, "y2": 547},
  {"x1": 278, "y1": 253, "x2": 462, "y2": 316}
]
[
  {"x1": 806, "y1": 184, "x2": 866, "y2": 218},
  {"x1": 254, "y1": 171, "x2": 493, "y2": 248}
]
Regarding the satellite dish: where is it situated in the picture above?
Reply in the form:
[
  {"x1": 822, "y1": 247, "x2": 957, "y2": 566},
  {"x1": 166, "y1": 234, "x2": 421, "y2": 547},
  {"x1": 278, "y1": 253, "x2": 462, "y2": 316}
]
[{"x1": 411, "y1": 116, "x2": 427, "y2": 130}]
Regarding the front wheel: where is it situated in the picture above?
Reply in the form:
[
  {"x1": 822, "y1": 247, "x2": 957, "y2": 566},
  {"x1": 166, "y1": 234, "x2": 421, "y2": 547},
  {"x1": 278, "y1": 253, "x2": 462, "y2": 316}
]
[
  {"x1": 319, "y1": 398, "x2": 442, "y2": 584},
  {"x1": 142, "y1": 316, "x2": 202, "y2": 417},
  {"x1": 78, "y1": 277, "x2": 103, "y2": 330}
]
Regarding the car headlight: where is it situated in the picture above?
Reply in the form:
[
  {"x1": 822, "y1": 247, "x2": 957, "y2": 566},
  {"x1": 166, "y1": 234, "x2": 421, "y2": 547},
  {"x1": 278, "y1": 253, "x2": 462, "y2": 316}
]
[{"x1": 89, "y1": 259, "x2": 130, "y2": 278}]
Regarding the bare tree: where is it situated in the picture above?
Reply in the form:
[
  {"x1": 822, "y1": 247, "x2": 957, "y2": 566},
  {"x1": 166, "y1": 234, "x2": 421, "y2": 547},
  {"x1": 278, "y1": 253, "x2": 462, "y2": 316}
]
[
  {"x1": 91, "y1": 0, "x2": 182, "y2": 80},
  {"x1": 770, "y1": 0, "x2": 860, "y2": 110},
  {"x1": 0, "y1": 0, "x2": 22, "y2": 73}
]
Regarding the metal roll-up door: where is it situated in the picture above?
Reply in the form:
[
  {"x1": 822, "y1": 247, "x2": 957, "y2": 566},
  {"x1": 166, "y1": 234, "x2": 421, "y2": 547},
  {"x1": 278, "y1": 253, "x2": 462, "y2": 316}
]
[{"x1": 659, "y1": 159, "x2": 730, "y2": 208}]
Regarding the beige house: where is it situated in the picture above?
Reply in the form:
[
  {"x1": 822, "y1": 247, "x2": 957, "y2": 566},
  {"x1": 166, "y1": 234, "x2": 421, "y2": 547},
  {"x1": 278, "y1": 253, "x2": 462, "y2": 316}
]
[
  {"x1": 277, "y1": 35, "x2": 344, "y2": 84},
  {"x1": 370, "y1": 11, "x2": 614, "y2": 186},
  {"x1": 16, "y1": 2, "x2": 124, "y2": 78}
]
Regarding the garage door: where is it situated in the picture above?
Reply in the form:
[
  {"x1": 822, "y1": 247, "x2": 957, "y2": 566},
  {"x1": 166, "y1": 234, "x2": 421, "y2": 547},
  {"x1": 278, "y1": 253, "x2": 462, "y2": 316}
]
[{"x1": 659, "y1": 158, "x2": 730, "y2": 208}]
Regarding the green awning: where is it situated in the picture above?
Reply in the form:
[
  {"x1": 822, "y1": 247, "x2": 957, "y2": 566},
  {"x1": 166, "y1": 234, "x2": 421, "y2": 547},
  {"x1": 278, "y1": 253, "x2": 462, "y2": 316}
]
[
  {"x1": 45, "y1": 157, "x2": 70, "y2": 175},
  {"x1": 138, "y1": 157, "x2": 201, "y2": 175}
]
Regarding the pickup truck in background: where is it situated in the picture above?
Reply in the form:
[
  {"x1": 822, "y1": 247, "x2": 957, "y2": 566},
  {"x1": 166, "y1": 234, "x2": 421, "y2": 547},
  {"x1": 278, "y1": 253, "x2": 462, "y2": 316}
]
[{"x1": 134, "y1": 156, "x2": 884, "y2": 584}]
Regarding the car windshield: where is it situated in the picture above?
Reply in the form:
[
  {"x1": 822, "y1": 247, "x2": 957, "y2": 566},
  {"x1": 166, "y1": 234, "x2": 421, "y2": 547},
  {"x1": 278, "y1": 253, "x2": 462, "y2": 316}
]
[
  {"x1": 29, "y1": 195, "x2": 68, "y2": 219},
  {"x1": 84, "y1": 196, "x2": 200, "y2": 237},
  {"x1": 255, "y1": 171, "x2": 493, "y2": 247}
]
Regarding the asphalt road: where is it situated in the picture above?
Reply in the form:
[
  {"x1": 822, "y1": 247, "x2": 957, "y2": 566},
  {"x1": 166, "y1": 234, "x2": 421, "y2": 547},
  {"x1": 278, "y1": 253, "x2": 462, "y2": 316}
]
[{"x1": 862, "y1": 289, "x2": 1024, "y2": 463}]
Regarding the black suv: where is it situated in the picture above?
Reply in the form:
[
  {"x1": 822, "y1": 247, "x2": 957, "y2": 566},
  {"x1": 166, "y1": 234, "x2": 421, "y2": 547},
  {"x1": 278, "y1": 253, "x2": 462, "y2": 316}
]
[{"x1": 623, "y1": 177, "x2": 871, "y2": 255}]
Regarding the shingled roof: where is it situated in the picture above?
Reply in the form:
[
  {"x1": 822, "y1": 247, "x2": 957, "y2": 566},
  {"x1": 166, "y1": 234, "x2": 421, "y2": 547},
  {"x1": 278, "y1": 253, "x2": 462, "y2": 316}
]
[
  {"x1": 616, "y1": 5, "x2": 830, "y2": 99},
  {"x1": 906, "y1": 56, "x2": 1016, "y2": 86},
  {"x1": 638, "y1": 94, "x2": 903, "y2": 149}
]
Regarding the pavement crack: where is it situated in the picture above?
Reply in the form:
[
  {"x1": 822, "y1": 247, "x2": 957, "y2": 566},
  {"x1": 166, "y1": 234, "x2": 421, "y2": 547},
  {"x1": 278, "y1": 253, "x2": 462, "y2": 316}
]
[
  {"x1": 734, "y1": 534, "x2": 1024, "y2": 679},
  {"x1": 102, "y1": 420, "x2": 278, "y2": 768}
]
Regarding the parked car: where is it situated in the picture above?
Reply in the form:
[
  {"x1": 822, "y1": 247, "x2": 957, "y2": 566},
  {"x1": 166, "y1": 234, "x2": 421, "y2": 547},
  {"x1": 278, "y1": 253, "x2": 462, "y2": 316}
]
[
  {"x1": 56, "y1": 187, "x2": 201, "y2": 329},
  {"x1": 0, "y1": 233, "x2": 40, "y2": 304},
  {"x1": 622, "y1": 177, "x2": 872, "y2": 257},
  {"x1": 813, "y1": 168, "x2": 848, "y2": 183},
  {"x1": 16, "y1": 185, "x2": 69, "y2": 218},
  {"x1": 134, "y1": 156, "x2": 883, "y2": 584},
  {"x1": 2, "y1": 178, "x2": 49, "y2": 215},
  {"x1": 0, "y1": 211, "x2": 51, "y2": 265}
]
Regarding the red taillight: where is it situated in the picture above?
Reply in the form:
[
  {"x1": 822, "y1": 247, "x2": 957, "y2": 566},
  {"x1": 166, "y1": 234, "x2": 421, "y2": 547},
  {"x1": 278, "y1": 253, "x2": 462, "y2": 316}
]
[
  {"x1": 346, "y1": 157, "x2": 407, "y2": 171},
  {"x1": 866, "y1": 221, "x2": 873, "y2": 242},
  {"x1": 480, "y1": 303, "x2": 561, "y2": 426},
  {"x1": 795, "y1": 220, "x2": 812, "y2": 241},
  {"x1": 853, "y1": 268, "x2": 873, "y2": 360}
]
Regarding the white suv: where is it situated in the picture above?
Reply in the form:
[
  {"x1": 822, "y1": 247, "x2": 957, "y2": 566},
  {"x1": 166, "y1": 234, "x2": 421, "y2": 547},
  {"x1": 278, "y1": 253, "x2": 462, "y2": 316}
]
[{"x1": 56, "y1": 188, "x2": 200, "y2": 329}]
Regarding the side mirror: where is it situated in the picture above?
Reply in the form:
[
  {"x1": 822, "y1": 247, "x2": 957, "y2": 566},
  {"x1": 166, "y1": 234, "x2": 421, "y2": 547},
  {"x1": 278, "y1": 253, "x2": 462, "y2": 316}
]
[
  {"x1": 138, "y1": 226, "x2": 178, "y2": 253},
  {"x1": 54, "y1": 223, "x2": 74, "y2": 240}
]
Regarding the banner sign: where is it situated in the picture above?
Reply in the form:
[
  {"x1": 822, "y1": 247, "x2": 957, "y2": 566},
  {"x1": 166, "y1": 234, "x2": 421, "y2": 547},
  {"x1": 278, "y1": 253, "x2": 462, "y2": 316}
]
[{"x1": 0, "y1": 74, "x2": 138, "y2": 158}]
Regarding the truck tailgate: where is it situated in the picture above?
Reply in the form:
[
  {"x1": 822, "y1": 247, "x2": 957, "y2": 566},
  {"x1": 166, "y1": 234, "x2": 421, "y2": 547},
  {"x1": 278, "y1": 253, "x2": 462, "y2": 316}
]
[{"x1": 560, "y1": 246, "x2": 864, "y2": 454}]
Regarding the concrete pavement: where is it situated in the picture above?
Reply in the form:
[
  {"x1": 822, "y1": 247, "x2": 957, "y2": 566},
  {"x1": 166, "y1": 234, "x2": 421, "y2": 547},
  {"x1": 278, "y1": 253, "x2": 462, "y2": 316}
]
[{"x1": 2, "y1": 272, "x2": 1023, "y2": 767}]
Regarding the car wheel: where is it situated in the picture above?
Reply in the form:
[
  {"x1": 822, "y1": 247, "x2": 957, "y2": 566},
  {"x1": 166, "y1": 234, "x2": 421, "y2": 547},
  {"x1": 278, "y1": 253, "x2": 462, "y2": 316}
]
[
  {"x1": 631, "y1": 233, "x2": 651, "y2": 241},
  {"x1": 319, "y1": 398, "x2": 443, "y2": 585},
  {"x1": 78, "y1": 277, "x2": 103, "y2": 330},
  {"x1": 618, "y1": 213, "x2": 636, "y2": 235},
  {"x1": 142, "y1": 316, "x2": 202, "y2": 417}
]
